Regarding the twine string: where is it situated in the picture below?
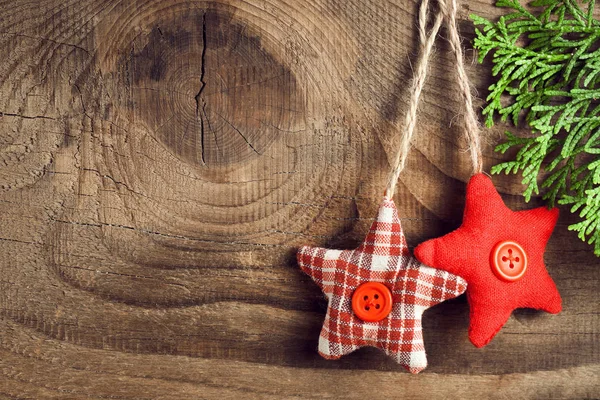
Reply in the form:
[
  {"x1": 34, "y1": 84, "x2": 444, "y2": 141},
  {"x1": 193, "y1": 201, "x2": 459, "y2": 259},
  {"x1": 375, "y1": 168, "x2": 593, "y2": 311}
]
[
  {"x1": 384, "y1": 0, "x2": 443, "y2": 199},
  {"x1": 442, "y1": 0, "x2": 483, "y2": 174},
  {"x1": 384, "y1": 0, "x2": 483, "y2": 199}
]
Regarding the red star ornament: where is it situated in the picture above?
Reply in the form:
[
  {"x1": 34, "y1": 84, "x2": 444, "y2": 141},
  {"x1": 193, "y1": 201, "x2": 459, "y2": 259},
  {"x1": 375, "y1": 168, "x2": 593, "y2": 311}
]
[
  {"x1": 414, "y1": 173, "x2": 562, "y2": 348},
  {"x1": 297, "y1": 198, "x2": 467, "y2": 373}
]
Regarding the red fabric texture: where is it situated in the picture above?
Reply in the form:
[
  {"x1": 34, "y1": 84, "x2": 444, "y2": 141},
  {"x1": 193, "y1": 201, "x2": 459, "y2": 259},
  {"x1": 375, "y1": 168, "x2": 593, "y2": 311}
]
[
  {"x1": 414, "y1": 173, "x2": 562, "y2": 348},
  {"x1": 297, "y1": 198, "x2": 466, "y2": 373}
]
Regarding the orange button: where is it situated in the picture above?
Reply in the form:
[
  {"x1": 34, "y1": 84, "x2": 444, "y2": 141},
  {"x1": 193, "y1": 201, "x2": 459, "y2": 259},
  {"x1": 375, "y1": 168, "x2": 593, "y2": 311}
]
[
  {"x1": 351, "y1": 282, "x2": 393, "y2": 322},
  {"x1": 490, "y1": 241, "x2": 527, "y2": 282}
]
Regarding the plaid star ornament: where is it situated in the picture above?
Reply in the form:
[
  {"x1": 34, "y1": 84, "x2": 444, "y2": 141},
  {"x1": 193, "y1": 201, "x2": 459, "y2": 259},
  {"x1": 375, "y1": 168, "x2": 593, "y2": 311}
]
[
  {"x1": 414, "y1": 174, "x2": 562, "y2": 348},
  {"x1": 297, "y1": 198, "x2": 467, "y2": 373}
]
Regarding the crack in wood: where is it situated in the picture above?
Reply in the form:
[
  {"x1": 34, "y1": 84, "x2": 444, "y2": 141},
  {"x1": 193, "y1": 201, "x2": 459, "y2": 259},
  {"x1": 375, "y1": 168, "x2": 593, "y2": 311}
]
[
  {"x1": 0, "y1": 31, "x2": 91, "y2": 55},
  {"x1": 194, "y1": 12, "x2": 208, "y2": 165},
  {"x1": 50, "y1": 218, "x2": 287, "y2": 247},
  {"x1": 0, "y1": 112, "x2": 56, "y2": 121},
  {"x1": 214, "y1": 111, "x2": 261, "y2": 155}
]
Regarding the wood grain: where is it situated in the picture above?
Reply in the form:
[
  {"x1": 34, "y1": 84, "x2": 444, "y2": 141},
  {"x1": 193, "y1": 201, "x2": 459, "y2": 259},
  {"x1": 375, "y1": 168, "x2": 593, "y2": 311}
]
[{"x1": 0, "y1": 0, "x2": 598, "y2": 398}]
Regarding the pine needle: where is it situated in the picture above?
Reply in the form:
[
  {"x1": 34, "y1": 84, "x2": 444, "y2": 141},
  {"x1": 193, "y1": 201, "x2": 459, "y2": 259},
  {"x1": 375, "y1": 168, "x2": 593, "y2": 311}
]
[{"x1": 472, "y1": 0, "x2": 600, "y2": 256}]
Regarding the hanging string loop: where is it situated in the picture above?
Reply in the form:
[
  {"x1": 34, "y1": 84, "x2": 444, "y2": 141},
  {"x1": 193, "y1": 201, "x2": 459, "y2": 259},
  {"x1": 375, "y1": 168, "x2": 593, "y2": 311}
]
[{"x1": 384, "y1": 0, "x2": 483, "y2": 199}]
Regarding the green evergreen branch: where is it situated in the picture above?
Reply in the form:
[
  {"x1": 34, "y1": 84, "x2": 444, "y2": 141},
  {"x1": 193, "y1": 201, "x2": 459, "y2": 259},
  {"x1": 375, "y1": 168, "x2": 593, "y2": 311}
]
[{"x1": 472, "y1": 0, "x2": 600, "y2": 256}]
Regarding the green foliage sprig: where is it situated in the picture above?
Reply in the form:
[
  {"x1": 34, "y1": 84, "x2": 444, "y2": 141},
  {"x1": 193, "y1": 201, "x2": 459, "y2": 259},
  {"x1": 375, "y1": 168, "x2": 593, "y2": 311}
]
[{"x1": 471, "y1": 0, "x2": 600, "y2": 255}]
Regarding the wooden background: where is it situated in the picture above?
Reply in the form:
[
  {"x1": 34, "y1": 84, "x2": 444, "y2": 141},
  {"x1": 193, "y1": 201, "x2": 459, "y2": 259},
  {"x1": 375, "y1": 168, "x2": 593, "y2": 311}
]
[{"x1": 0, "y1": 0, "x2": 598, "y2": 398}]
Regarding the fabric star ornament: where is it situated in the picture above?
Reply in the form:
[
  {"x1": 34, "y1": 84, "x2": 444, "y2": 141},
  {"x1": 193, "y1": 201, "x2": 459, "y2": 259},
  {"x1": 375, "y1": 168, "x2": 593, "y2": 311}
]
[
  {"x1": 414, "y1": 173, "x2": 562, "y2": 348},
  {"x1": 297, "y1": 198, "x2": 467, "y2": 373}
]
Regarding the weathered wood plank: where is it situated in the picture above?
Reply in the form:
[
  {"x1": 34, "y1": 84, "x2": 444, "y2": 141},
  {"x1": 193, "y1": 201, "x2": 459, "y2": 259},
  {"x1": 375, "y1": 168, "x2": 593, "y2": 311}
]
[{"x1": 0, "y1": 0, "x2": 598, "y2": 397}]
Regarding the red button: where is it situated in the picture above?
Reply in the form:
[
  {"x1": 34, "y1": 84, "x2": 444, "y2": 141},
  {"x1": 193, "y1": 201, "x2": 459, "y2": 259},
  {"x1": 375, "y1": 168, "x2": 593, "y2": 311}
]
[
  {"x1": 351, "y1": 282, "x2": 393, "y2": 322},
  {"x1": 490, "y1": 241, "x2": 527, "y2": 282}
]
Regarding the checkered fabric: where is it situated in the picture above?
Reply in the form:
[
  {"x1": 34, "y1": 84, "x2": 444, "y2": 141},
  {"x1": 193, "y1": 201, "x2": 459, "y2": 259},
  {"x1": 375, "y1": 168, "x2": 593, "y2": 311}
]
[{"x1": 298, "y1": 198, "x2": 467, "y2": 373}]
